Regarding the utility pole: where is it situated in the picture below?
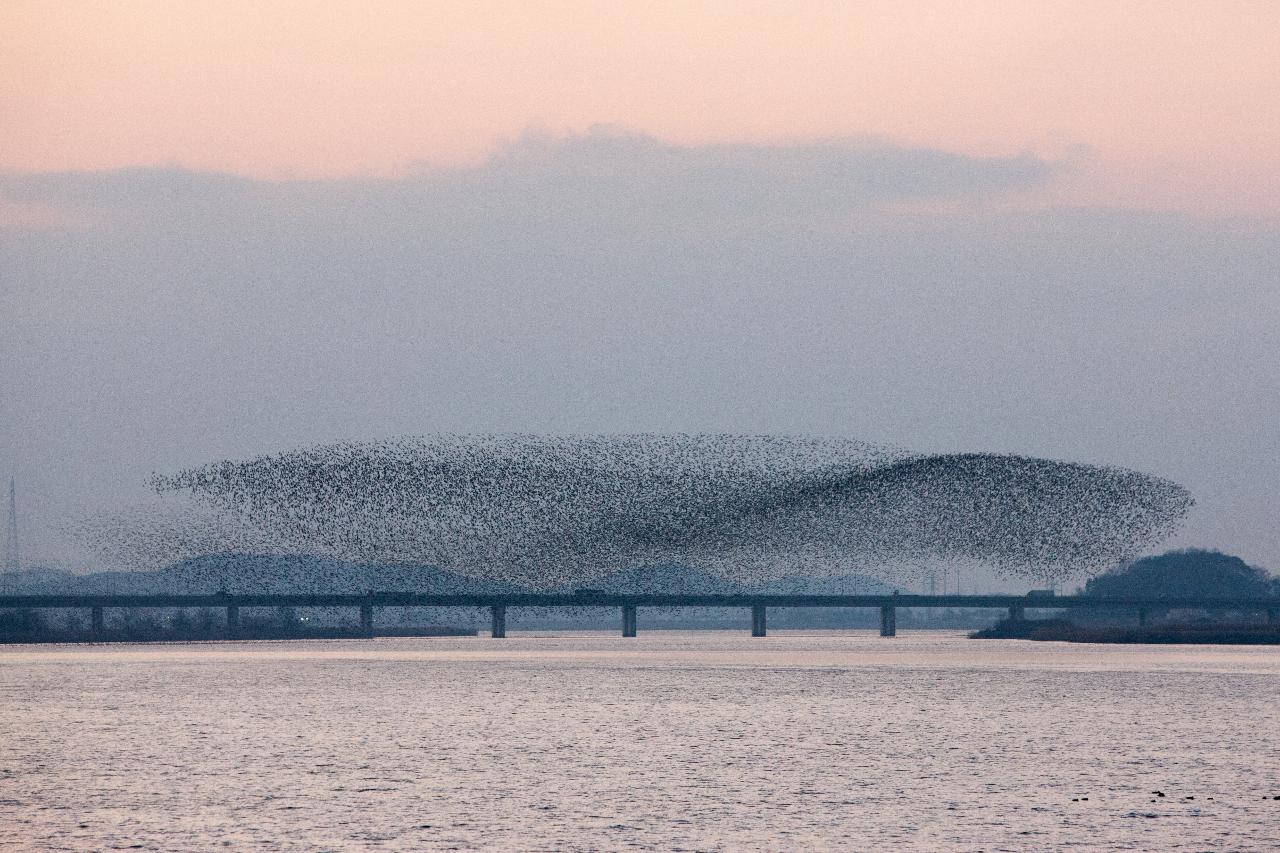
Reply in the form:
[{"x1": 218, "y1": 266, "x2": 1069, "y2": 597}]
[{"x1": 4, "y1": 478, "x2": 18, "y2": 590}]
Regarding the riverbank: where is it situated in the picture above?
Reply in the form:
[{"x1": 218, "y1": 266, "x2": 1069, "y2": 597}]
[
  {"x1": 971, "y1": 618, "x2": 1280, "y2": 644},
  {"x1": 0, "y1": 623, "x2": 476, "y2": 644}
]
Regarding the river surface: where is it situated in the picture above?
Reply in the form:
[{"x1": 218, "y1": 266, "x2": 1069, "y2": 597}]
[{"x1": 2, "y1": 631, "x2": 1279, "y2": 851}]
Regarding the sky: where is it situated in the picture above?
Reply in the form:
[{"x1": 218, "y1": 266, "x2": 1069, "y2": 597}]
[
  {"x1": 5, "y1": 0, "x2": 1280, "y2": 216},
  {"x1": 1, "y1": 2, "x2": 1278, "y2": 577}
]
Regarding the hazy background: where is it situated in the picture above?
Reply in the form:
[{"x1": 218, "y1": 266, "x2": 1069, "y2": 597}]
[{"x1": 1, "y1": 2, "x2": 1277, "y2": 575}]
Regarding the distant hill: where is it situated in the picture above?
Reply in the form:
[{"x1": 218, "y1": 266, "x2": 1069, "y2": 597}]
[
  {"x1": 5, "y1": 557, "x2": 893, "y2": 599},
  {"x1": 755, "y1": 573, "x2": 891, "y2": 595},
  {"x1": 1, "y1": 554, "x2": 520, "y2": 596},
  {"x1": 575, "y1": 563, "x2": 745, "y2": 594},
  {"x1": 1084, "y1": 549, "x2": 1278, "y2": 599},
  {"x1": 2, "y1": 567, "x2": 84, "y2": 595},
  {"x1": 162, "y1": 553, "x2": 522, "y2": 594},
  {"x1": 568, "y1": 565, "x2": 891, "y2": 596}
]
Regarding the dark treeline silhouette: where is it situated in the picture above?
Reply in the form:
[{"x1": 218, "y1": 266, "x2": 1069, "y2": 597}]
[
  {"x1": 1083, "y1": 548, "x2": 1278, "y2": 598},
  {"x1": 977, "y1": 621, "x2": 1280, "y2": 644},
  {"x1": 972, "y1": 548, "x2": 1279, "y2": 642}
]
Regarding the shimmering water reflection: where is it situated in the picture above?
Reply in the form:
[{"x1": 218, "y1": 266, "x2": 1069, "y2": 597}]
[{"x1": 3, "y1": 632, "x2": 1278, "y2": 851}]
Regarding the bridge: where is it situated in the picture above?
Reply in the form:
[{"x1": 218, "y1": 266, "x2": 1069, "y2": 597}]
[{"x1": 2, "y1": 591, "x2": 1277, "y2": 639}]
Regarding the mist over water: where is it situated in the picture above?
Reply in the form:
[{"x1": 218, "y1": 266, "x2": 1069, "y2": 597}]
[{"x1": 4, "y1": 633, "x2": 1278, "y2": 852}]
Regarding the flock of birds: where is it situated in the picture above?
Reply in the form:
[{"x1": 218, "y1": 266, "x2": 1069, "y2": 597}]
[{"x1": 77, "y1": 434, "x2": 1193, "y2": 590}]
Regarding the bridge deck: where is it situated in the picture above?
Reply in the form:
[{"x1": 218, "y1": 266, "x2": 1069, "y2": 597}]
[{"x1": 1, "y1": 592, "x2": 1276, "y2": 610}]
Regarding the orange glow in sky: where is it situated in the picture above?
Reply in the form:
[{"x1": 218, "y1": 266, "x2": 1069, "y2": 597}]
[{"x1": 3, "y1": 1, "x2": 1278, "y2": 216}]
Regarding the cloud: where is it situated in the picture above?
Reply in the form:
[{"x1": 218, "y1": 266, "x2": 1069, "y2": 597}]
[
  {"x1": 477, "y1": 127, "x2": 1055, "y2": 216},
  {"x1": 0, "y1": 128, "x2": 1054, "y2": 229}
]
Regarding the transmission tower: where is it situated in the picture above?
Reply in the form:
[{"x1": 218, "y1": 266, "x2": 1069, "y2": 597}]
[{"x1": 4, "y1": 477, "x2": 18, "y2": 577}]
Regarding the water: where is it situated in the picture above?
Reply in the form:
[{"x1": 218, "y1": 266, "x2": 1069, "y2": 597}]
[{"x1": 3, "y1": 632, "x2": 1279, "y2": 851}]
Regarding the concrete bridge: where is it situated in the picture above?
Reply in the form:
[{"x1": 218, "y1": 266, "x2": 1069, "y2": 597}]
[{"x1": 2, "y1": 591, "x2": 1277, "y2": 639}]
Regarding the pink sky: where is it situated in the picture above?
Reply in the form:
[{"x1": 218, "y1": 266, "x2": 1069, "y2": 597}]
[{"x1": 3, "y1": 1, "x2": 1278, "y2": 217}]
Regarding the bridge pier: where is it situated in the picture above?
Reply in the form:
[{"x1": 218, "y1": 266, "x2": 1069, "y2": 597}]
[
  {"x1": 1267, "y1": 608, "x2": 1277, "y2": 625},
  {"x1": 622, "y1": 605, "x2": 637, "y2": 637},
  {"x1": 490, "y1": 605, "x2": 506, "y2": 639},
  {"x1": 90, "y1": 605, "x2": 104, "y2": 636},
  {"x1": 226, "y1": 605, "x2": 240, "y2": 638},
  {"x1": 1008, "y1": 605, "x2": 1025, "y2": 622},
  {"x1": 1138, "y1": 607, "x2": 1148, "y2": 627},
  {"x1": 360, "y1": 603, "x2": 374, "y2": 637},
  {"x1": 879, "y1": 605, "x2": 896, "y2": 637},
  {"x1": 751, "y1": 605, "x2": 767, "y2": 637}
]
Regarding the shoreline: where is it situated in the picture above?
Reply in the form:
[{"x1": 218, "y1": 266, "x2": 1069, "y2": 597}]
[
  {"x1": 0, "y1": 624, "x2": 476, "y2": 644},
  {"x1": 972, "y1": 618, "x2": 1280, "y2": 644}
]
